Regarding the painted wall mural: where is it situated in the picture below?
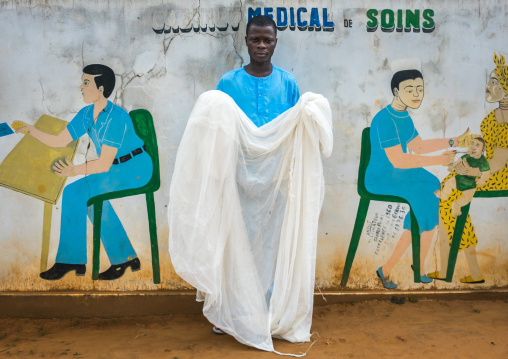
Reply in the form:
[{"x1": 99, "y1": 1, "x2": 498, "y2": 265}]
[
  {"x1": 0, "y1": 0, "x2": 507, "y2": 292},
  {"x1": 341, "y1": 55, "x2": 508, "y2": 290}
]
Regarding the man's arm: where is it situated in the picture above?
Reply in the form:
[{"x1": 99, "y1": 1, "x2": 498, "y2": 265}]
[
  {"x1": 16, "y1": 122, "x2": 73, "y2": 148},
  {"x1": 52, "y1": 144, "x2": 118, "y2": 177}
]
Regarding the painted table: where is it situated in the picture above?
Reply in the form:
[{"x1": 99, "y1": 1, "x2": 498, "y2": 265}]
[{"x1": 0, "y1": 115, "x2": 79, "y2": 271}]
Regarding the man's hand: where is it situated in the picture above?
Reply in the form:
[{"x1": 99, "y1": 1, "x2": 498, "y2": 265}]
[
  {"x1": 12, "y1": 121, "x2": 33, "y2": 135},
  {"x1": 52, "y1": 157, "x2": 78, "y2": 177},
  {"x1": 476, "y1": 178, "x2": 486, "y2": 187}
]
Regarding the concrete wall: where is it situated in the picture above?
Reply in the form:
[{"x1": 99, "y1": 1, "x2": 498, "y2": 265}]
[{"x1": 0, "y1": 0, "x2": 507, "y2": 291}]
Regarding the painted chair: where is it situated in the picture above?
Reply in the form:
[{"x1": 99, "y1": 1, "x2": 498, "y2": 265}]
[
  {"x1": 87, "y1": 109, "x2": 161, "y2": 284},
  {"x1": 445, "y1": 189, "x2": 508, "y2": 282},
  {"x1": 340, "y1": 127, "x2": 422, "y2": 287}
]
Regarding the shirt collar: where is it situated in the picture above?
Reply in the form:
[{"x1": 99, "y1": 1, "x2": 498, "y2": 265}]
[
  {"x1": 386, "y1": 104, "x2": 409, "y2": 118},
  {"x1": 242, "y1": 66, "x2": 275, "y2": 81},
  {"x1": 87, "y1": 101, "x2": 112, "y2": 127},
  {"x1": 103, "y1": 100, "x2": 113, "y2": 112}
]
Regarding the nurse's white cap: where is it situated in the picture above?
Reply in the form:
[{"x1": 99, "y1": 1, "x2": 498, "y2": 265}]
[{"x1": 391, "y1": 58, "x2": 421, "y2": 73}]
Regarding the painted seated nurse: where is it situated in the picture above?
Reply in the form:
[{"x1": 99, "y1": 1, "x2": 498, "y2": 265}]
[
  {"x1": 16, "y1": 64, "x2": 153, "y2": 281},
  {"x1": 365, "y1": 60, "x2": 465, "y2": 289}
]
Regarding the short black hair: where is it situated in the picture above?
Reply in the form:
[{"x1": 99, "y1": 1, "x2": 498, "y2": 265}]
[
  {"x1": 83, "y1": 64, "x2": 116, "y2": 98},
  {"x1": 246, "y1": 15, "x2": 277, "y2": 37},
  {"x1": 391, "y1": 70, "x2": 423, "y2": 95}
]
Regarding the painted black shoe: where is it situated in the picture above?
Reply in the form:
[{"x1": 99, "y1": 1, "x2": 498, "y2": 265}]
[
  {"x1": 98, "y1": 257, "x2": 141, "y2": 280},
  {"x1": 40, "y1": 263, "x2": 86, "y2": 280}
]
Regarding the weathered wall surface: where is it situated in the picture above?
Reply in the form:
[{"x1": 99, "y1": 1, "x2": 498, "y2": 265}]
[{"x1": 0, "y1": 0, "x2": 507, "y2": 291}]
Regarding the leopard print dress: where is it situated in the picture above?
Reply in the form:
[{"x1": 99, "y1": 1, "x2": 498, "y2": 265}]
[{"x1": 439, "y1": 111, "x2": 508, "y2": 250}]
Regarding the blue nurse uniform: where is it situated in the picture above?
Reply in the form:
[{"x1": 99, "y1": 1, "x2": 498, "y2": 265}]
[{"x1": 365, "y1": 105, "x2": 440, "y2": 234}]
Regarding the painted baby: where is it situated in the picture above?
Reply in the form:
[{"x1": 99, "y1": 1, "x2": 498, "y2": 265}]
[{"x1": 435, "y1": 137, "x2": 490, "y2": 217}]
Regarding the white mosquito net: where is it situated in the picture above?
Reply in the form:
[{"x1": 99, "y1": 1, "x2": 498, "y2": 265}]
[{"x1": 168, "y1": 90, "x2": 333, "y2": 353}]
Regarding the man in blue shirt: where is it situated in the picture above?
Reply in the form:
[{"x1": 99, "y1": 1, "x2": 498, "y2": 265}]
[
  {"x1": 217, "y1": 15, "x2": 300, "y2": 126},
  {"x1": 211, "y1": 15, "x2": 300, "y2": 335},
  {"x1": 169, "y1": 15, "x2": 332, "y2": 347},
  {"x1": 17, "y1": 64, "x2": 152, "y2": 281}
]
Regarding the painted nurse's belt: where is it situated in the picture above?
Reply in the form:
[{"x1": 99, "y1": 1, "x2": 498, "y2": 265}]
[{"x1": 112, "y1": 145, "x2": 147, "y2": 165}]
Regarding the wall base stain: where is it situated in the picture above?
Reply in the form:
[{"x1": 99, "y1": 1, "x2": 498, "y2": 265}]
[
  {"x1": 323, "y1": 240, "x2": 508, "y2": 290},
  {"x1": 0, "y1": 255, "x2": 193, "y2": 291},
  {"x1": 1, "y1": 236, "x2": 506, "y2": 292}
]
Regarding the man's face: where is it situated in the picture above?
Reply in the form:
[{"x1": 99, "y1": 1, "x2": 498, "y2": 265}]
[
  {"x1": 468, "y1": 138, "x2": 484, "y2": 159},
  {"x1": 80, "y1": 73, "x2": 102, "y2": 104},
  {"x1": 245, "y1": 25, "x2": 277, "y2": 64},
  {"x1": 396, "y1": 78, "x2": 424, "y2": 109}
]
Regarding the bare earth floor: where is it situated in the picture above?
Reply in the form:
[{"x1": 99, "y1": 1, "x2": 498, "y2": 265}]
[{"x1": 0, "y1": 299, "x2": 507, "y2": 358}]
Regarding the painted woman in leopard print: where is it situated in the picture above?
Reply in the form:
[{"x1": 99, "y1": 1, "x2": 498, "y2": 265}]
[{"x1": 429, "y1": 53, "x2": 508, "y2": 284}]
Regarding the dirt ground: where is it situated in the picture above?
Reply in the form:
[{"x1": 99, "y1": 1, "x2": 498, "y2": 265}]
[{"x1": 0, "y1": 298, "x2": 507, "y2": 358}]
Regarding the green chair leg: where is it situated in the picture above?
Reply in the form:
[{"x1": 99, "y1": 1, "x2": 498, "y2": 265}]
[
  {"x1": 409, "y1": 210, "x2": 421, "y2": 283},
  {"x1": 92, "y1": 201, "x2": 103, "y2": 281},
  {"x1": 341, "y1": 197, "x2": 371, "y2": 286},
  {"x1": 146, "y1": 192, "x2": 161, "y2": 284},
  {"x1": 446, "y1": 203, "x2": 471, "y2": 282},
  {"x1": 342, "y1": 128, "x2": 426, "y2": 287},
  {"x1": 86, "y1": 110, "x2": 161, "y2": 284}
]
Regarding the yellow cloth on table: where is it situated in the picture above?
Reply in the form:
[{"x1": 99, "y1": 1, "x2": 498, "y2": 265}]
[{"x1": 0, "y1": 115, "x2": 79, "y2": 204}]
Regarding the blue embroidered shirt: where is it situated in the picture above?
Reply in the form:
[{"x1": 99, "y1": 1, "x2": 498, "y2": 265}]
[{"x1": 217, "y1": 66, "x2": 300, "y2": 127}]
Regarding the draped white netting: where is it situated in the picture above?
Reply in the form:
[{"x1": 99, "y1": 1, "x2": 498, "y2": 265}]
[{"x1": 168, "y1": 90, "x2": 333, "y2": 353}]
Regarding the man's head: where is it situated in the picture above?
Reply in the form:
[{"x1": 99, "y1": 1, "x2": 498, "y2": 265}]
[
  {"x1": 245, "y1": 15, "x2": 277, "y2": 65},
  {"x1": 82, "y1": 64, "x2": 116, "y2": 100},
  {"x1": 246, "y1": 15, "x2": 277, "y2": 37}
]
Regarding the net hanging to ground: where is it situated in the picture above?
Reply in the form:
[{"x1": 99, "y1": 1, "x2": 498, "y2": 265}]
[{"x1": 169, "y1": 90, "x2": 333, "y2": 352}]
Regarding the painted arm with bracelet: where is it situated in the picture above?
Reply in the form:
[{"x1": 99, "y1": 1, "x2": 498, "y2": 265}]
[{"x1": 430, "y1": 53, "x2": 508, "y2": 284}]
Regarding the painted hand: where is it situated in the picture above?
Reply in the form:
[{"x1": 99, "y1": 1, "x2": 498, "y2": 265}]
[
  {"x1": 476, "y1": 178, "x2": 486, "y2": 187},
  {"x1": 52, "y1": 157, "x2": 77, "y2": 177},
  {"x1": 12, "y1": 121, "x2": 32, "y2": 135},
  {"x1": 440, "y1": 151, "x2": 455, "y2": 166},
  {"x1": 454, "y1": 159, "x2": 481, "y2": 177},
  {"x1": 457, "y1": 128, "x2": 480, "y2": 148}
]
